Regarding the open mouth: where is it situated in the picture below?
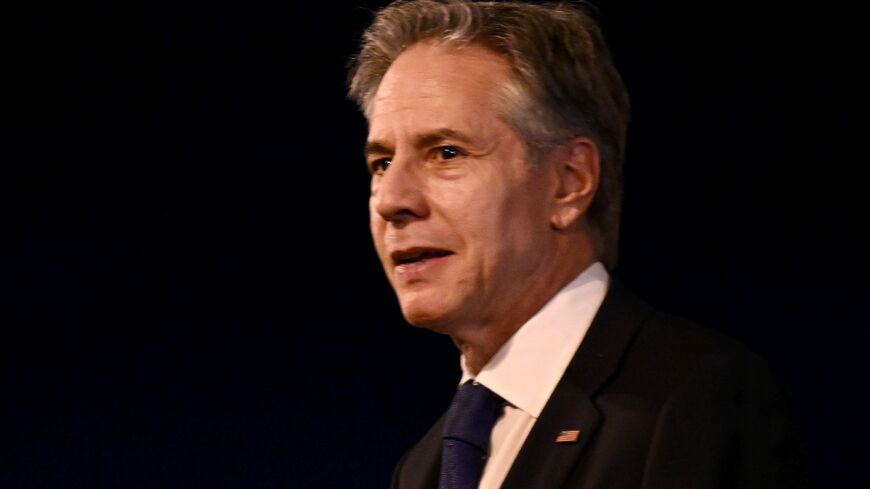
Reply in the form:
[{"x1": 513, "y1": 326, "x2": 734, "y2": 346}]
[{"x1": 392, "y1": 248, "x2": 454, "y2": 266}]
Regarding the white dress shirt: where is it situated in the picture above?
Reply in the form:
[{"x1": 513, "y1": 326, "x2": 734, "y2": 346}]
[{"x1": 458, "y1": 262, "x2": 609, "y2": 489}]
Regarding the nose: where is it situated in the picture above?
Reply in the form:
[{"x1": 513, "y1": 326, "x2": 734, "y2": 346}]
[{"x1": 371, "y1": 157, "x2": 429, "y2": 225}]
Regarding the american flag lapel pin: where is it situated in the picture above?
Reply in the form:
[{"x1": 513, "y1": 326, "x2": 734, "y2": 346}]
[{"x1": 555, "y1": 429, "x2": 581, "y2": 443}]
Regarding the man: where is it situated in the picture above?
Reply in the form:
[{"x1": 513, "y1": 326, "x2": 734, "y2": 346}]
[{"x1": 347, "y1": 1, "x2": 808, "y2": 488}]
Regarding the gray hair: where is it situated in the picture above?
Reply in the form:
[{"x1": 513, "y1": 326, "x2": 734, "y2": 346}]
[{"x1": 348, "y1": 0, "x2": 630, "y2": 269}]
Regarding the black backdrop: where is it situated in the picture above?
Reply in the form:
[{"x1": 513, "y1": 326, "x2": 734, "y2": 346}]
[{"x1": 5, "y1": 1, "x2": 866, "y2": 487}]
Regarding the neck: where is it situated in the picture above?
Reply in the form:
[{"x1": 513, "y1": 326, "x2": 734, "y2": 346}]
[
  {"x1": 454, "y1": 251, "x2": 599, "y2": 376},
  {"x1": 454, "y1": 329, "x2": 515, "y2": 376}
]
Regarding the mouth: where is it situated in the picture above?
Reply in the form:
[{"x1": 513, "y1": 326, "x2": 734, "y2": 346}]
[{"x1": 390, "y1": 247, "x2": 455, "y2": 267}]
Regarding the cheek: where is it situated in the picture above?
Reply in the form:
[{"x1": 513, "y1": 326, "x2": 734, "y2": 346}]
[
  {"x1": 475, "y1": 186, "x2": 548, "y2": 261},
  {"x1": 445, "y1": 187, "x2": 519, "y2": 266},
  {"x1": 369, "y1": 209, "x2": 387, "y2": 253},
  {"x1": 435, "y1": 186, "x2": 497, "y2": 247}
]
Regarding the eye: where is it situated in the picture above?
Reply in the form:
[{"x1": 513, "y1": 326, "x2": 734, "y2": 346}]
[
  {"x1": 437, "y1": 146, "x2": 463, "y2": 160},
  {"x1": 370, "y1": 158, "x2": 392, "y2": 175}
]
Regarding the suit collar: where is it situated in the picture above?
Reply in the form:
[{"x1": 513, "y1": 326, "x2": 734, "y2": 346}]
[
  {"x1": 558, "y1": 278, "x2": 653, "y2": 397},
  {"x1": 499, "y1": 279, "x2": 653, "y2": 489},
  {"x1": 394, "y1": 279, "x2": 653, "y2": 489}
]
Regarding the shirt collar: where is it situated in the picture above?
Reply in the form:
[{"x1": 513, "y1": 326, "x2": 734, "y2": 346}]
[{"x1": 460, "y1": 262, "x2": 609, "y2": 418}]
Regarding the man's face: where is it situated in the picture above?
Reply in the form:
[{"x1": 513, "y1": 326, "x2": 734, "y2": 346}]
[{"x1": 366, "y1": 41, "x2": 561, "y2": 334}]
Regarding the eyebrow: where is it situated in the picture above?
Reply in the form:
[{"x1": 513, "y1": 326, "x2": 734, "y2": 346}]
[{"x1": 364, "y1": 128, "x2": 475, "y2": 158}]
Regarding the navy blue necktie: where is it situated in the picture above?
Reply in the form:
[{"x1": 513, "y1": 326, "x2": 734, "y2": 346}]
[{"x1": 439, "y1": 381, "x2": 504, "y2": 489}]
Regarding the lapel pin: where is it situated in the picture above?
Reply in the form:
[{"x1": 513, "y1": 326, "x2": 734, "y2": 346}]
[{"x1": 555, "y1": 429, "x2": 581, "y2": 443}]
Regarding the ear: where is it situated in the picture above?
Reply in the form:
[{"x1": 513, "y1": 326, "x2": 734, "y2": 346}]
[{"x1": 550, "y1": 137, "x2": 600, "y2": 230}]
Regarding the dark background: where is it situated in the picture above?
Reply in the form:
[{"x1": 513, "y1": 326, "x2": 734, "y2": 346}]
[{"x1": 5, "y1": 1, "x2": 865, "y2": 487}]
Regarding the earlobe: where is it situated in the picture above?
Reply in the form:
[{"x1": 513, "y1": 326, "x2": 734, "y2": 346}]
[
  {"x1": 550, "y1": 137, "x2": 600, "y2": 230},
  {"x1": 551, "y1": 206, "x2": 583, "y2": 230}
]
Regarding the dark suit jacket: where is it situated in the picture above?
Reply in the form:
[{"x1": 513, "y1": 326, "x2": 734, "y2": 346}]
[{"x1": 391, "y1": 280, "x2": 810, "y2": 489}]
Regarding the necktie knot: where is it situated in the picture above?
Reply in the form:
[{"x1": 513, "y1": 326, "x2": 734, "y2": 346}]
[{"x1": 439, "y1": 381, "x2": 504, "y2": 489}]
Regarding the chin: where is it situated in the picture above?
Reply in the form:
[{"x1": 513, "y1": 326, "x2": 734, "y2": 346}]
[
  {"x1": 398, "y1": 299, "x2": 457, "y2": 334},
  {"x1": 401, "y1": 308, "x2": 449, "y2": 332}
]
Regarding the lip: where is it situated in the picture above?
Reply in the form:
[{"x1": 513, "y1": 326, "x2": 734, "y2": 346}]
[
  {"x1": 389, "y1": 246, "x2": 455, "y2": 279},
  {"x1": 389, "y1": 246, "x2": 455, "y2": 267},
  {"x1": 394, "y1": 253, "x2": 452, "y2": 278}
]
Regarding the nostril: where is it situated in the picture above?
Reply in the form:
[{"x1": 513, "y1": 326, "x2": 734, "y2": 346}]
[
  {"x1": 381, "y1": 208, "x2": 419, "y2": 229},
  {"x1": 390, "y1": 208, "x2": 418, "y2": 219}
]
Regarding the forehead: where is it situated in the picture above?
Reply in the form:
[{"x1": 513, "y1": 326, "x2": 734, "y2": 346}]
[{"x1": 368, "y1": 41, "x2": 512, "y2": 133}]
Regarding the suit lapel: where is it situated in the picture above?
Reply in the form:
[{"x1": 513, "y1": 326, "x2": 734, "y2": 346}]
[
  {"x1": 499, "y1": 379, "x2": 602, "y2": 489},
  {"x1": 500, "y1": 279, "x2": 653, "y2": 489},
  {"x1": 395, "y1": 415, "x2": 444, "y2": 489}
]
